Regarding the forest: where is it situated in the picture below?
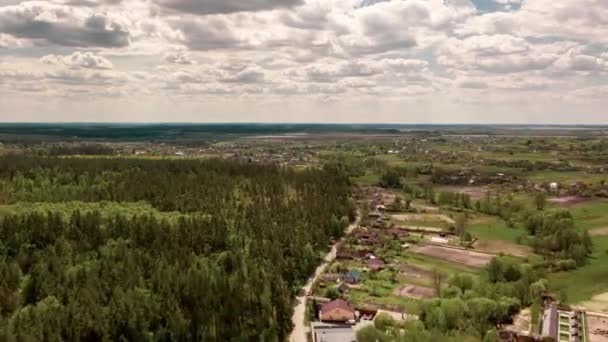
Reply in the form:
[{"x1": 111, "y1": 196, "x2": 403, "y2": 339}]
[{"x1": 0, "y1": 155, "x2": 354, "y2": 341}]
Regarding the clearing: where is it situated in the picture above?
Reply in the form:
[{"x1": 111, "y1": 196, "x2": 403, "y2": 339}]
[
  {"x1": 548, "y1": 196, "x2": 596, "y2": 207},
  {"x1": 392, "y1": 285, "x2": 435, "y2": 300},
  {"x1": 580, "y1": 293, "x2": 608, "y2": 314},
  {"x1": 410, "y1": 244, "x2": 494, "y2": 268},
  {"x1": 437, "y1": 186, "x2": 488, "y2": 199},
  {"x1": 391, "y1": 213, "x2": 455, "y2": 225},
  {"x1": 399, "y1": 264, "x2": 435, "y2": 281},
  {"x1": 473, "y1": 239, "x2": 532, "y2": 257},
  {"x1": 590, "y1": 227, "x2": 608, "y2": 237},
  {"x1": 549, "y1": 236, "x2": 608, "y2": 306}
]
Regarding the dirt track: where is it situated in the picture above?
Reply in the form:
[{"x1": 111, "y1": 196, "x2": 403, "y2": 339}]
[
  {"x1": 289, "y1": 215, "x2": 360, "y2": 342},
  {"x1": 411, "y1": 244, "x2": 493, "y2": 268},
  {"x1": 393, "y1": 285, "x2": 435, "y2": 299}
]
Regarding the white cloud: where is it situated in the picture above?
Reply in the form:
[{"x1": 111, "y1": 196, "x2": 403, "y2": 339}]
[
  {"x1": 41, "y1": 51, "x2": 114, "y2": 69},
  {"x1": 0, "y1": 0, "x2": 606, "y2": 123}
]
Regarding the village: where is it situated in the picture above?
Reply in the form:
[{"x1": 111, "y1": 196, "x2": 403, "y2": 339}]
[{"x1": 303, "y1": 186, "x2": 608, "y2": 342}]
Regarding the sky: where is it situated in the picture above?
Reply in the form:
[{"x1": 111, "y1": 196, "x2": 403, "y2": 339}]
[{"x1": 0, "y1": 0, "x2": 607, "y2": 124}]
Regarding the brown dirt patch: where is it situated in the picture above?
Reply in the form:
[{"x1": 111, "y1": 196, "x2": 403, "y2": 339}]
[
  {"x1": 588, "y1": 314, "x2": 608, "y2": 342},
  {"x1": 411, "y1": 244, "x2": 494, "y2": 268},
  {"x1": 392, "y1": 285, "x2": 436, "y2": 299},
  {"x1": 474, "y1": 239, "x2": 532, "y2": 257},
  {"x1": 548, "y1": 196, "x2": 595, "y2": 207},
  {"x1": 437, "y1": 186, "x2": 488, "y2": 199},
  {"x1": 590, "y1": 227, "x2": 608, "y2": 237},
  {"x1": 391, "y1": 213, "x2": 455, "y2": 225},
  {"x1": 399, "y1": 264, "x2": 435, "y2": 281}
]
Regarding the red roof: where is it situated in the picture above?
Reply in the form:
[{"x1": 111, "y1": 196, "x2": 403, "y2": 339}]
[{"x1": 320, "y1": 299, "x2": 354, "y2": 314}]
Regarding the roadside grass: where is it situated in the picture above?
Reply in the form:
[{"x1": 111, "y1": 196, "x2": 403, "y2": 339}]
[{"x1": 548, "y1": 236, "x2": 608, "y2": 304}]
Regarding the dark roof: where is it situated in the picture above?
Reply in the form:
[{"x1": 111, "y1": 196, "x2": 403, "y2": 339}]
[
  {"x1": 321, "y1": 299, "x2": 354, "y2": 314},
  {"x1": 347, "y1": 269, "x2": 362, "y2": 279}
]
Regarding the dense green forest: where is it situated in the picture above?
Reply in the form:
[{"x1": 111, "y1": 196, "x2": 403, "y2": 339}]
[{"x1": 0, "y1": 156, "x2": 354, "y2": 341}]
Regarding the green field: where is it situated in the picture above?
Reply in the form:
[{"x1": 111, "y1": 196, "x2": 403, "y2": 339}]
[
  {"x1": 570, "y1": 200, "x2": 608, "y2": 231},
  {"x1": 527, "y1": 171, "x2": 607, "y2": 184},
  {"x1": 468, "y1": 217, "x2": 525, "y2": 243},
  {"x1": 549, "y1": 236, "x2": 608, "y2": 304}
]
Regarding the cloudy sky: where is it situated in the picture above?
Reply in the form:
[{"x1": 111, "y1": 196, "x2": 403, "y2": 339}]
[{"x1": 0, "y1": 0, "x2": 606, "y2": 123}]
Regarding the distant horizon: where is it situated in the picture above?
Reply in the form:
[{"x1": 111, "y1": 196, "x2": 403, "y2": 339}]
[{"x1": 0, "y1": 122, "x2": 607, "y2": 127}]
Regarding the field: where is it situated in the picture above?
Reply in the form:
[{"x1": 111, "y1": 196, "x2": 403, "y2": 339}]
[
  {"x1": 393, "y1": 285, "x2": 435, "y2": 299},
  {"x1": 468, "y1": 217, "x2": 525, "y2": 243},
  {"x1": 473, "y1": 239, "x2": 532, "y2": 257},
  {"x1": 549, "y1": 235, "x2": 608, "y2": 305},
  {"x1": 410, "y1": 244, "x2": 494, "y2": 268}
]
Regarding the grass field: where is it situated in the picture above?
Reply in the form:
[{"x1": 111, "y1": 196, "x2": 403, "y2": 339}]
[
  {"x1": 549, "y1": 236, "x2": 608, "y2": 304},
  {"x1": 570, "y1": 200, "x2": 608, "y2": 231},
  {"x1": 527, "y1": 170, "x2": 607, "y2": 184},
  {"x1": 352, "y1": 173, "x2": 381, "y2": 185},
  {"x1": 468, "y1": 217, "x2": 525, "y2": 243}
]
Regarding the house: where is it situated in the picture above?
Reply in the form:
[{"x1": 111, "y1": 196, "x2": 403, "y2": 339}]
[
  {"x1": 320, "y1": 274, "x2": 342, "y2": 283},
  {"x1": 354, "y1": 230, "x2": 381, "y2": 245},
  {"x1": 343, "y1": 269, "x2": 362, "y2": 284},
  {"x1": 385, "y1": 228, "x2": 409, "y2": 239},
  {"x1": 336, "y1": 248, "x2": 354, "y2": 260},
  {"x1": 368, "y1": 211, "x2": 382, "y2": 218},
  {"x1": 320, "y1": 299, "x2": 356, "y2": 323},
  {"x1": 367, "y1": 259, "x2": 386, "y2": 271},
  {"x1": 311, "y1": 323, "x2": 356, "y2": 342}
]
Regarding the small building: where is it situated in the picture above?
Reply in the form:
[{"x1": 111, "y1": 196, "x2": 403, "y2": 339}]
[
  {"x1": 343, "y1": 269, "x2": 362, "y2": 285},
  {"x1": 549, "y1": 182, "x2": 559, "y2": 192},
  {"x1": 319, "y1": 299, "x2": 356, "y2": 323},
  {"x1": 311, "y1": 323, "x2": 356, "y2": 342},
  {"x1": 320, "y1": 274, "x2": 342, "y2": 284},
  {"x1": 385, "y1": 228, "x2": 409, "y2": 239}
]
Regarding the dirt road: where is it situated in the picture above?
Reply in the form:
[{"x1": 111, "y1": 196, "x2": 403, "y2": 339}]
[{"x1": 289, "y1": 215, "x2": 360, "y2": 342}]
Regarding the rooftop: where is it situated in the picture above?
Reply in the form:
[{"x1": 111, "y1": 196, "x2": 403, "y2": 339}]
[
  {"x1": 321, "y1": 299, "x2": 354, "y2": 314},
  {"x1": 311, "y1": 323, "x2": 356, "y2": 342}
]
